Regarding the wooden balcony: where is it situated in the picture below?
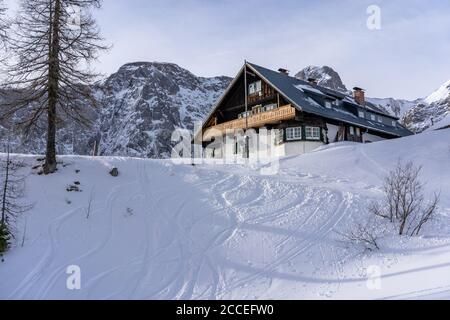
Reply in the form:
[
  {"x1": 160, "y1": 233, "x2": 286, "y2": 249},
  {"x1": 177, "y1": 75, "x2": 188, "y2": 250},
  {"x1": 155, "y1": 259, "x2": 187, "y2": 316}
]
[{"x1": 204, "y1": 104, "x2": 296, "y2": 139}]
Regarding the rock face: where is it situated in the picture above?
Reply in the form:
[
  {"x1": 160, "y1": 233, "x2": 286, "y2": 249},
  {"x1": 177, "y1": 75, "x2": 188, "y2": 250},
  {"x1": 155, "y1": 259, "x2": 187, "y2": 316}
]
[
  {"x1": 295, "y1": 66, "x2": 349, "y2": 93},
  {"x1": 97, "y1": 62, "x2": 231, "y2": 158},
  {"x1": 366, "y1": 97, "x2": 418, "y2": 119},
  {"x1": 0, "y1": 62, "x2": 231, "y2": 158},
  {"x1": 403, "y1": 81, "x2": 450, "y2": 132}
]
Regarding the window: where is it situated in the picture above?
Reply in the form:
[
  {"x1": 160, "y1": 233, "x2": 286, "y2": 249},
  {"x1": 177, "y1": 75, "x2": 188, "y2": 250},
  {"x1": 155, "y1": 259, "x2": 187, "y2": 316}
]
[
  {"x1": 286, "y1": 127, "x2": 302, "y2": 141},
  {"x1": 252, "y1": 105, "x2": 262, "y2": 114},
  {"x1": 378, "y1": 116, "x2": 383, "y2": 123},
  {"x1": 325, "y1": 101, "x2": 332, "y2": 109},
  {"x1": 358, "y1": 111, "x2": 365, "y2": 118},
  {"x1": 305, "y1": 126, "x2": 321, "y2": 140},
  {"x1": 349, "y1": 126, "x2": 355, "y2": 135},
  {"x1": 263, "y1": 103, "x2": 277, "y2": 112},
  {"x1": 392, "y1": 120, "x2": 397, "y2": 127},
  {"x1": 248, "y1": 80, "x2": 262, "y2": 95},
  {"x1": 239, "y1": 111, "x2": 252, "y2": 118},
  {"x1": 370, "y1": 114, "x2": 376, "y2": 121},
  {"x1": 333, "y1": 100, "x2": 340, "y2": 107}
]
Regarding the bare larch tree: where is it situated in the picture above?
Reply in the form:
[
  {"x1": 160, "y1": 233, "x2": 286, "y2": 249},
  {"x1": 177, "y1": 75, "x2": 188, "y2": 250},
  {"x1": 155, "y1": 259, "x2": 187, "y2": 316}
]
[{"x1": 1, "y1": 0, "x2": 108, "y2": 174}]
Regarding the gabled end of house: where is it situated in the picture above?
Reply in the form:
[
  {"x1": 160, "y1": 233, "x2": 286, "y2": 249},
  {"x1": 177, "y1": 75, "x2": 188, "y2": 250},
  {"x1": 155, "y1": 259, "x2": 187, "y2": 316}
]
[{"x1": 200, "y1": 62, "x2": 413, "y2": 158}]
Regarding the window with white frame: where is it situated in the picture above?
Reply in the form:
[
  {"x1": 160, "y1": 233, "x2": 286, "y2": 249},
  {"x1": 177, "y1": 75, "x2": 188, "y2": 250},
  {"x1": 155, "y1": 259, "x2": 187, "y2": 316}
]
[
  {"x1": 391, "y1": 120, "x2": 397, "y2": 127},
  {"x1": 358, "y1": 110, "x2": 365, "y2": 118},
  {"x1": 305, "y1": 126, "x2": 321, "y2": 140},
  {"x1": 248, "y1": 80, "x2": 262, "y2": 95},
  {"x1": 325, "y1": 101, "x2": 332, "y2": 109},
  {"x1": 370, "y1": 114, "x2": 376, "y2": 121},
  {"x1": 286, "y1": 127, "x2": 302, "y2": 141},
  {"x1": 378, "y1": 116, "x2": 383, "y2": 123}
]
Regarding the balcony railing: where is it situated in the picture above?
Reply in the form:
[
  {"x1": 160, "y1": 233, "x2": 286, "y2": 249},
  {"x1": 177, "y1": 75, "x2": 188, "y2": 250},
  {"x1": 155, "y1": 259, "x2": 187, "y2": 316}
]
[{"x1": 204, "y1": 104, "x2": 296, "y2": 139}]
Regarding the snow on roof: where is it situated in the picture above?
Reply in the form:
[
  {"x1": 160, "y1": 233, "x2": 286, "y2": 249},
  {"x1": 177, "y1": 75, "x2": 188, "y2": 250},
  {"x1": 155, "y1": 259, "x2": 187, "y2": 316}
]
[{"x1": 295, "y1": 84, "x2": 325, "y2": 96}]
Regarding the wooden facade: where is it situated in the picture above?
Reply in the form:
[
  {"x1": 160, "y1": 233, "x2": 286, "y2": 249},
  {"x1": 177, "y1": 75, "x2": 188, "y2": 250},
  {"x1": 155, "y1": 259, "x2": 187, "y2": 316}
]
[
  {"x1": 204, "y1": 104, "x2": 296, "y2": 139},
  {"x1": 203, "y1": 66, "x2": 367, "y2": 147}
]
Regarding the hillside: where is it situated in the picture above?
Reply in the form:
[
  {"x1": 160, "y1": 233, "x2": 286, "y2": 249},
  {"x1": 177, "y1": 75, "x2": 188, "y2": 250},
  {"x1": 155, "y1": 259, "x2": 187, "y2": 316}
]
[{"x1": 1, "y1": 129, "x2": 449, "y2": 299}]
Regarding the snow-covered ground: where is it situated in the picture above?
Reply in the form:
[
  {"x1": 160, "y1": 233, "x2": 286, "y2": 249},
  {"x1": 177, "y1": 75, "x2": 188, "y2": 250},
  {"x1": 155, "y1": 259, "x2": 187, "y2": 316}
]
[{"x1": 1, "y1": 129, "x2": 450, "y2": 300}]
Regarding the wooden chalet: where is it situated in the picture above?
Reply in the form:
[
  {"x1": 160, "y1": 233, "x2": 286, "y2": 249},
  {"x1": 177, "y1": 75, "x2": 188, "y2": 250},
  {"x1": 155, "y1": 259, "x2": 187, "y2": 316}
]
[{"x1": 201, "y1": 62, "x2": 413, "y2": 158}]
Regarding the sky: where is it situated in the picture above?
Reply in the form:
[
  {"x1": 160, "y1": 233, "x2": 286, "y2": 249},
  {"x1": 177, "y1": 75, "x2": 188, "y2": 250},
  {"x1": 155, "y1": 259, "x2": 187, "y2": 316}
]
[{"x1": 4, "y1": 0, "x2": 450, "y2": 100}]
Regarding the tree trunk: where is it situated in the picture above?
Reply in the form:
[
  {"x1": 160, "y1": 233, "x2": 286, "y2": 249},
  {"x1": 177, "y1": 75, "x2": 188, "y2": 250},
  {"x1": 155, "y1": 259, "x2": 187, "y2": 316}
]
[
  {"x1": 43, "y1": 0, "x2": 60, "y2": 175},
  {"x1": 1, "y1": 144, "x2": 10, "y2": 226}
]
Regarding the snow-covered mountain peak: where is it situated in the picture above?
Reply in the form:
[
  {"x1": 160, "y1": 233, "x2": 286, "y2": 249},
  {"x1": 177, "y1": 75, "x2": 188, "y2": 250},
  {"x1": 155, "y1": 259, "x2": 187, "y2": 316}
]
[
  {"x1": 425, "y1": 79, "x2": 450, "y2": 105},
  {"x1": 403, "y1": 79, "x2": 450, "y2": 132},
  {"x1": 97, "y1": 62, "x2": 231, "y2": 158},
  {"x1": 0, "y1": 61, "x2": 232, "y2": 158},
  {"x1": 295, "y1": 65, "x2": 348, "y2": 93}
]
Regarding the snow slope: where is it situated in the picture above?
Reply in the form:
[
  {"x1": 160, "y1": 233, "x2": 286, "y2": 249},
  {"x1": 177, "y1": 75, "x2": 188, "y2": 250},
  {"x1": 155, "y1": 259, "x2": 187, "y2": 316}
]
[
  {"x1": 1, "y1": 129, "x2": 450, "y2": 300},
  {"x1": 425, "y1": 80, "x2": 450, "y2": 105}
]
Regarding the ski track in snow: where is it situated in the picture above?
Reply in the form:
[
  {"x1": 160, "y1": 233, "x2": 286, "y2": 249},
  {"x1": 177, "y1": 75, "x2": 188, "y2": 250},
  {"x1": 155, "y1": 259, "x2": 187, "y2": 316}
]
[
  {"x1": 8, "y1": 179, "x2": 139, "y2": 299},
  {"x1": 2, "y1": 130, "x2": 450, "y2": 300},
  {"x1": 5, "y1": 160, "x2": 360, "y2": 300}
]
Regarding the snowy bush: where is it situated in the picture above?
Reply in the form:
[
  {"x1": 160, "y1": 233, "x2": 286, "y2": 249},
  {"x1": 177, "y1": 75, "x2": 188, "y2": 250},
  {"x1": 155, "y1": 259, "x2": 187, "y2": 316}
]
[
  {"x1": 370, "y1": 161, "x2": 440, "y2": 236},
  {"x1": 339, "y1": 217, "x2": 385, "y2": 252}
]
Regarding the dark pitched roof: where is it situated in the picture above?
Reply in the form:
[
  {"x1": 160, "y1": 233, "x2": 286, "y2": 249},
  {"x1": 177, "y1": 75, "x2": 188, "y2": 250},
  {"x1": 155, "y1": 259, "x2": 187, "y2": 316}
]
[{"x1": 246, "y1": 62, "x2": 413, "y2": 137}]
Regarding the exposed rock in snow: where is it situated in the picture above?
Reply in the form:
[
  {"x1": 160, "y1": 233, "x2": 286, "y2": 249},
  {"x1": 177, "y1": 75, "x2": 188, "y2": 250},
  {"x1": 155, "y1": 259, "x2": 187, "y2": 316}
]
[
  {"x1": 366, "y1": 97, "x2": 418, "y2": 119},
  {"x1": 425, "y1": 80, "x2": 450, "y2": 104},
  {"x1": 295, "y1": 65, "x2": 349, "y2": 93},
  {"x1": 96, "y1": 62, "x2": 231, "y2": 158},
  {"x1": 403, "y1": 81, "x2": 450, "y2": 133}
]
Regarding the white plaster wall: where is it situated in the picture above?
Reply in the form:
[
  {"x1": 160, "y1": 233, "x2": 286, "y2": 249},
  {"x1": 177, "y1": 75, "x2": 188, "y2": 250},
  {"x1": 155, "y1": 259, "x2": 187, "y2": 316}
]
[
  {"x1": 326, "y1": 123, "x2": 340, "y2": 143},
  {"x1": 283, "y1": 141, "x2": 324, "y2": 156},
  {"x1": 205, "y1": 135, "x2": 324, "y2": 159}
]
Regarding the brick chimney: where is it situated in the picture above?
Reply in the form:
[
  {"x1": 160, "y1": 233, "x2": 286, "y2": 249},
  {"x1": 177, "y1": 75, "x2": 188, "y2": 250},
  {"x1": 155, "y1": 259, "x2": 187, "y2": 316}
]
[{"x1": 353, "y1": 87, "x2": 365, "y2": 105}]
